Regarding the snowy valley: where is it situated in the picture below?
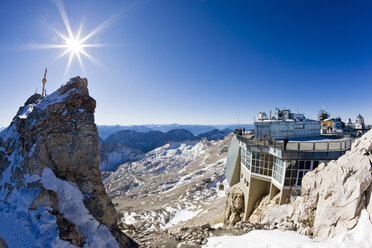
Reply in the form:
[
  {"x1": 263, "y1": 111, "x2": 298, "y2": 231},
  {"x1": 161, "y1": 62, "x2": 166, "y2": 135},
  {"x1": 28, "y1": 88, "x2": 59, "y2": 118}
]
[{"x1": 103, "y1": 137, "x2": 231, "y2": 232}]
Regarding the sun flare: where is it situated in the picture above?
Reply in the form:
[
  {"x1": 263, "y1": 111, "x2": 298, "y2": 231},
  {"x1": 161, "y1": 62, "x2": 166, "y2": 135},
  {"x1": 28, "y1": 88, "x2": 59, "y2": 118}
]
[
  {"x1": 20, "y1": 0, "x2": 134, "y2": 76},
  {"x1": 66, "y1": 37, "x2": 83, "y2": 54},
  {"x1": 25, "y1": 0, "x2": 110, "y2": 76}
]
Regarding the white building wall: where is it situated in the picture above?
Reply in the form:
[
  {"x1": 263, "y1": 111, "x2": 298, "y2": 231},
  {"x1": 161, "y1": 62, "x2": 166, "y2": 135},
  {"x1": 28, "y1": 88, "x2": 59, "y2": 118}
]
[{"x1": 255, "y1": 120, "x2": 320, "y2": 140}]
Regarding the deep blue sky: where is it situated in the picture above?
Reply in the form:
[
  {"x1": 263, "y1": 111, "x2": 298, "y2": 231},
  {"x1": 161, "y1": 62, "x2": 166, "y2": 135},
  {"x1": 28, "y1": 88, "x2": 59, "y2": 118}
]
[{"x1": 0, "y1": 0, "x2": 371, "y2": 126}]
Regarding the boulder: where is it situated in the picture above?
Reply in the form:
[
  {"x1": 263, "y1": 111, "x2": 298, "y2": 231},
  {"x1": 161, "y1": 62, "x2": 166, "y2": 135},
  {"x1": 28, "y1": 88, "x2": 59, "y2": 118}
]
[
  {"x1": 224, "y1": 184, "x2": 244, "y2": 226},
  {"x1": 248, "y1": 193, "x2": 280, "y2": 223}
]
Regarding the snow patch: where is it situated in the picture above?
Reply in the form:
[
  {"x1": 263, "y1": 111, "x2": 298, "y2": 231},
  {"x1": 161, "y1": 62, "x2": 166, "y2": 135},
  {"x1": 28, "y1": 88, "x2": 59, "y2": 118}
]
[
  {"x1": 36, "y1": 89, "x2": 73, "y2": 111},
  {"x1": 41, "y1": 167, "x2": 119, "y2": 248},
  {"x1": 164, "y1": 207, "x2": 202, "y2": 229},
  {"x1": 211, "y1": 222, "x2": 224, "y2": 229},
  {"x1": 204, "y1": 209, "x2": 372, "y2": 248},
  {"x1": 18, "y1": 104, "x2": 35, "y2": 119}
]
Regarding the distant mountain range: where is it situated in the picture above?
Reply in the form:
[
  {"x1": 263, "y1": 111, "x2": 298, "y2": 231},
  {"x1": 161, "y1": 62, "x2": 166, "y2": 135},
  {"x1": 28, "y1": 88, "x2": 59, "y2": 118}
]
[
  {"x1": 97, "y1": 124, "x2": 253, "y2": 139},
  {"x1": 104, "y1": 129, "x2": 197, "y2": 153},
  {"x1": 0, "y1": 124, "x2": 253, "y2": 138},
  {"x1": 99, "y1": 128, "x2": 234, "y2": 171}
]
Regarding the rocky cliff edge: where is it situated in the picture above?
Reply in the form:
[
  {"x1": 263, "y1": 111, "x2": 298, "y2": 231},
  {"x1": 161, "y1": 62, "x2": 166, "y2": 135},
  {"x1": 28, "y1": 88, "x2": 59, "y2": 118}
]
[{"x1": 0, "y1": 77, "x2": 137, "y2": 247}]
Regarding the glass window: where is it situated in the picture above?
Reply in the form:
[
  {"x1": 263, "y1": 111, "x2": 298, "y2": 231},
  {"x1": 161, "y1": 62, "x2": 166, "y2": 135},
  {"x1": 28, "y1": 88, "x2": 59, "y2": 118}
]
[
  {"x1": 284, "y1": 161, "x2": 298, "y2": 186},
  {"x1": 305, "y1": 161, "x2": 311, "y2": 170},
  {"x1": 273, "y1": 157, "x2": 284, "y2": 184},
  {"x1": 241, "y1": 149, "x2": 252, "y2": 171},
  {"x1": 313, "y1": 161, "x2": 319, "y2": 169},
  {"x1": 299, "y1": 161, "x2": 305, "y2": 170},
  {"x1": 251, "y1": 152, "x2": 274, "y2": 177}
]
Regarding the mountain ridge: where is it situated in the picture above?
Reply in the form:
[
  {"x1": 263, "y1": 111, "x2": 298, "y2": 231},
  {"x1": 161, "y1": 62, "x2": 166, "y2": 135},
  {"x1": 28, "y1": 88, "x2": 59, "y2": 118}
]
[{"x1": 97, "y1": 124, "x2": 252, "y2": 139}]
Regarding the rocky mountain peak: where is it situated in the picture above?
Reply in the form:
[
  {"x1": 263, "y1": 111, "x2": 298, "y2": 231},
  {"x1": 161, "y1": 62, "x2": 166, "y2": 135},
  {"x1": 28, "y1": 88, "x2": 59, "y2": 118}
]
[{"x1": 0, "y1": 77, "x2": 136, "y2": 247}]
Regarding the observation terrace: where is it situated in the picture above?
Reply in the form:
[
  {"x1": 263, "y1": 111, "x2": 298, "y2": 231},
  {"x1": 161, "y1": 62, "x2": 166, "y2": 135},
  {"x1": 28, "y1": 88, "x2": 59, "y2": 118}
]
[{"x1": 236, "y1": 134, "x2": 354, "y2": 160}]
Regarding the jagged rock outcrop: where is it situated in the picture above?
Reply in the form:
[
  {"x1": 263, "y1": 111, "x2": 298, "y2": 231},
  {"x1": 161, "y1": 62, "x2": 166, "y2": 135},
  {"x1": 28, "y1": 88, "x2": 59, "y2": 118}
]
[
  {"x1": 0, "y1": 77, "x2": 137, "y2": 247},
  {"x1": 224, "y1": 184, "x2": 244, "y2": 226},
  {"x1": 263, "y1": 130, "x2": 372, "y2": 240},
  {"x1": 248, "y1": 193, "x2": 280, "y2": 223}
]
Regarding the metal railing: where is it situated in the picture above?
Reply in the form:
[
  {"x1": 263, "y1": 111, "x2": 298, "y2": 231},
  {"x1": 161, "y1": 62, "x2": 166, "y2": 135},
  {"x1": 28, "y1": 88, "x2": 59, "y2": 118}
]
[{"x1": 236, "y1": 134, "x2": 354, "y2": 152}]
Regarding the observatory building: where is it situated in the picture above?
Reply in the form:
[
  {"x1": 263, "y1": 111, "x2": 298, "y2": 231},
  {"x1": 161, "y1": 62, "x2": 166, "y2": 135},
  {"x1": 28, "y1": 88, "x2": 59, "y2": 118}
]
[
  {"x1": 254, "y1": 108, "x2": 320, "y2": 139},
  {"x1": 225, "y1": 108, "x2": 354, "y2": 220}
]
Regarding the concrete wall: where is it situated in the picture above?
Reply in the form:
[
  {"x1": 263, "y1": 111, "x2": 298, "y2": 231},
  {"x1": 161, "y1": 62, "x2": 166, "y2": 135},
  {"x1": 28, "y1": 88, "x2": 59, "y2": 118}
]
[
  {"x1": 269, "y1": 183, "x2": 280, "y2": 200},
  {"x1": 279, "y1": 188, "x2": 292, "y2": 205},
  {"x1": 225, "y1": 137, "x2": 241, "y2": 186},
  {"x1": 240, "y1": 169, "x2": 272, "y2": 221}
]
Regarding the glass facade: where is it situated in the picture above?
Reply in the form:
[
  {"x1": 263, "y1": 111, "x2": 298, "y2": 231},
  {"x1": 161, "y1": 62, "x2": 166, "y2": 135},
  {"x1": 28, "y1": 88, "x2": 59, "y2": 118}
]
[
  {"x1": 284, "y1": 160, "x2": 320, "y2": 186},
  {"x1": 241, "y1": 148, "x2": 252, "y2": 171},
  {"x1": 240, "y1": 148, "x2": 319, "y2": 187},
  {"x1": 273, "y1": 157, "x2": 284, "y2": 183},
  {"x1": 241, "y1": 149, "x2": 284, "y2": 183},
  {"x1": 284, "y1": 161, "x2": 298, "y2": 186},
  {"x1": 251, "y1": 153, "x2": 274, "y2": 177}
]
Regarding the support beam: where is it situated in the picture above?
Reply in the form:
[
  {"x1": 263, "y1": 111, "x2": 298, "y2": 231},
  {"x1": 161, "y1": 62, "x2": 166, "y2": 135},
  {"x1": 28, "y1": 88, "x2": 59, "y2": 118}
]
[{"x1": 244, "y1": 176, "x2": 270, "y2": 220}]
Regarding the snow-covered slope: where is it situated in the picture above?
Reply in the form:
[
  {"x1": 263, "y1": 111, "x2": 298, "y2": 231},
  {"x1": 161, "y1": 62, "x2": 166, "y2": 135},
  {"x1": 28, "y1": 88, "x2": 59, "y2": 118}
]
[{"x1": 103, "y1": 135, "x2": 232, "y2": 231}]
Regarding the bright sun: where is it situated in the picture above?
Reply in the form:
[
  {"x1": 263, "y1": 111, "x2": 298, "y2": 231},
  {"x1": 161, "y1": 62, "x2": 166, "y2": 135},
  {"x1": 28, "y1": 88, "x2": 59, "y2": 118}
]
[
  {"x1": 66, "y1": 38, "x2": 83, "y2": 54},
  {"x1": 31, "y1": 0, "x2": 107, "y2": 76},
  {"x1": 27, "y1": 0, "x2": 131, "y2": 76}
]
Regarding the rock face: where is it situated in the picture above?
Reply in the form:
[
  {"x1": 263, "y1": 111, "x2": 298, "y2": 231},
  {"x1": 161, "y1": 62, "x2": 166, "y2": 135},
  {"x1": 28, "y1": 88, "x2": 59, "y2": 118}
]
[
  {"x1": 224, "y1": 184, "x2": 244, "y2": 226},
  {"x1": 0, "y1": 77, "x2": 136, "y2": 247},
  {"x1": 263, "y1": 130, "x2": 372, "y2": 240},
  {"x1": 248, "y1": 193, "x2": 280, "y2": 224}
]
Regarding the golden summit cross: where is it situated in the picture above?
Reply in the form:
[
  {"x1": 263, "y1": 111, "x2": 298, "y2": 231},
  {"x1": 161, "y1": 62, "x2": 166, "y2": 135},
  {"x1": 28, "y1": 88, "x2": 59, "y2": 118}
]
[{"x1": 41, "y1": 68, "x2": 47, "y2": 98}]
